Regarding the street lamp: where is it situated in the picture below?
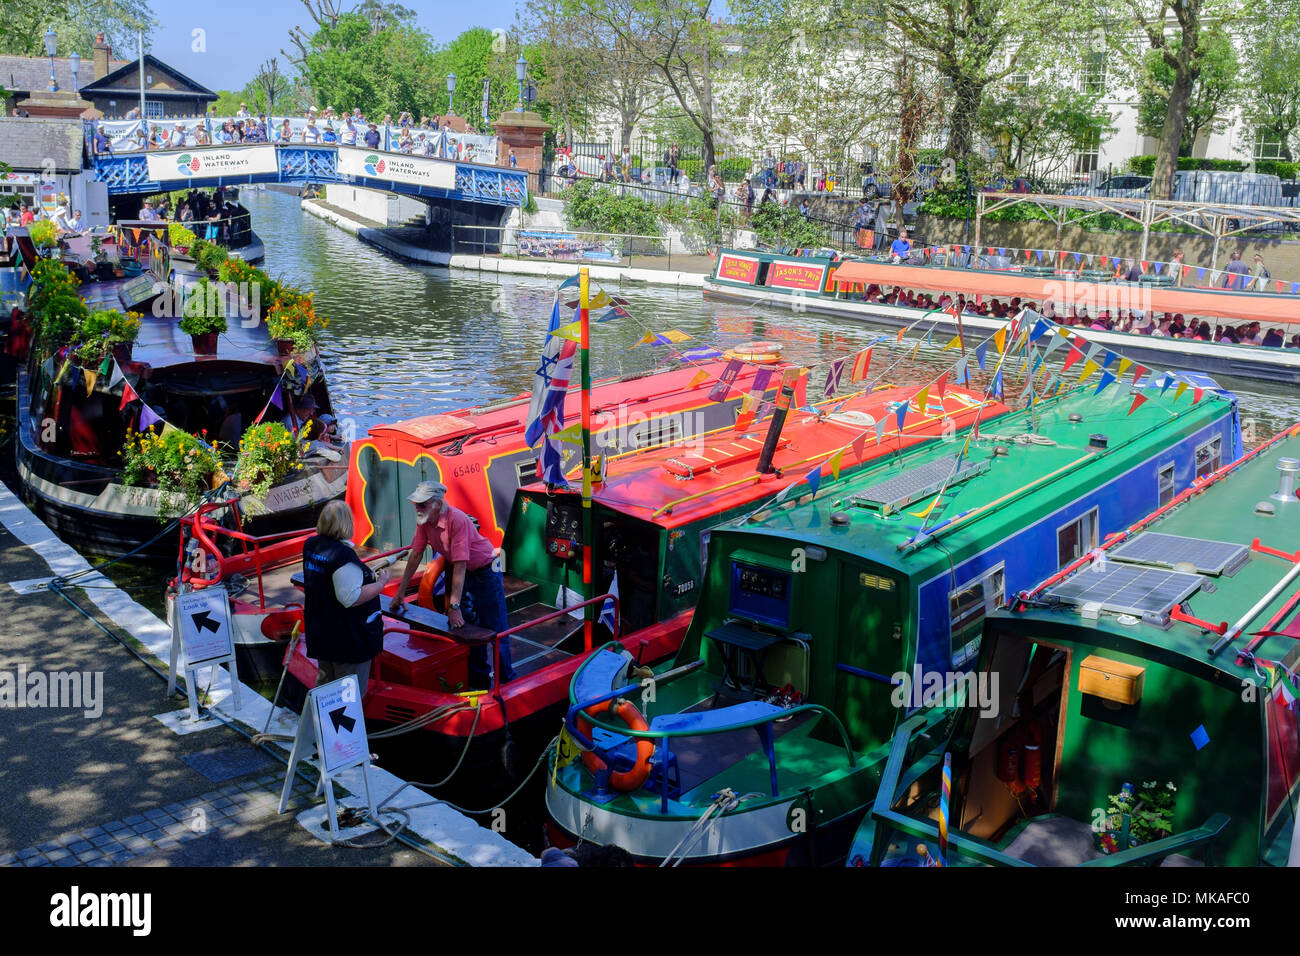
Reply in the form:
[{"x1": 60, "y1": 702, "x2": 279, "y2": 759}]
[
  {"x1": 446, "y1": 72, "x2": 456, "y2": 115},
  {"x1": 515, "y1": 55, "x2": 527, "y2": 111},
  {"x1": 69, "y1": 51, "x2": 80, "y2": 92},
  {"x1": 44, "y1": 27, "x2": 58, "y2": 92}
]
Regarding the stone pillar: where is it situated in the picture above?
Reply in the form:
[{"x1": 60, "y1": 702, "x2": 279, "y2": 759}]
[{"x1": 491, "y1": 109, "x2": 551, "y2": 176}]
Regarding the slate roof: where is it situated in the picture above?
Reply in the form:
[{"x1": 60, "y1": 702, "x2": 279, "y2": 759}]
[
  {"x1": 80, "y1": 55, "x2": 217, "y2": 99},
  {"x1": 0, "y1": 117, "x2": 86, "y2": 173},
  {"x1": 0, "y1": 55, "x2": 128, "y2": 97}
]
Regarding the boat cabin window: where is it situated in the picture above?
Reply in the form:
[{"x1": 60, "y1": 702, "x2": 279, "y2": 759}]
[
  {"x1": 1157, "y1": 463, "x2": 1175, "y2": 507},
  {"x1": 1056, "y1": 507, "x2": 1099, "y2": 570},
  {"x1": 514, "y1": 456, "x2": 538, "y2": 486},
  {"x1": 599, "y1": 517, "x2": 660, "y2": 634},
  {"x1": 1195, "y1": 436, "x2": 1222, "y2": 480},
  {"x1": 628, "y1": 415, "x2": 683, "y2": 451},
  {"x1": 949, "y1": 565, "x2": 1005, "y2": 669}
]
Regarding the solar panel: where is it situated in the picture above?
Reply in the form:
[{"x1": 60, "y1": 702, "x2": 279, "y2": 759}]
[
  {"x1": 850, "y1": 457, "x2": 990, "y2": 515},
  {"x1": 1045, "y1": 564, "x2": 1205, "y2": 618},
  {"x1": 1109, "y1": 532, "x2": 1249, "y2": 576}
]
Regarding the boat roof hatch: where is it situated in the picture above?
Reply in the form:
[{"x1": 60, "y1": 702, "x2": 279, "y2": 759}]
[
  {"x1": 368, "y1": 414, "x2": 478, "y2": 446},
  {"x1": 849, "y1": 456, "x2": 990, "y2": 516},
  {"x1": 1108, "y1": 532, "x2": 1250, "y2": 577},
  {"x1": 1045, "y1": 563, "x2": 1206, "y2": 621}
]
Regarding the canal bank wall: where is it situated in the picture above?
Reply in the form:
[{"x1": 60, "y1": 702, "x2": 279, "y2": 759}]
[
  {"x1": 0, "y1": 481, "x2": 536, "y2": 868},
  {"x1": 301, "y1": 196, "x2": 711, "y2": 288}
]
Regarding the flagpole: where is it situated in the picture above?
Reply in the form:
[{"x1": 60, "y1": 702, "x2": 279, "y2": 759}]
[{"x1": 579, "y1": 267, "x2": 594, "y2": 653}]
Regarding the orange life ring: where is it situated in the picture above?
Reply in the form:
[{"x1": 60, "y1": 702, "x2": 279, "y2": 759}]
[
  {"x1": 724, "y1": 340, "x2": 783, "y2": 364},
  {"x1": 576, "y1": 698, "x2": 654, "y2": 791},
  {"x1": 416, "y1": 555, "x2": 446, "y2": 610}
]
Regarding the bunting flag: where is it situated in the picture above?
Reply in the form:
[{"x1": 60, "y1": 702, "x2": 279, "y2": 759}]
[
  {"x1": 944, "y1": 334, "x2": 963, "y2": 350},
  {"x1": 954, "y1": 355, "x2": 970, "y2": 384},
  {"x1": 1128, "y1": 392, "x2": 1148, "y2": 416},
  {"x1": 998, "y1": 248, "x2": 1006, "y2": 258},
  {"x1": 910, "y1": 338, "x2": 922, "y2": 361},
  {"x1": 852, "y1": 433, "x2": 867, "y2": 461},
  {"x1": 1193, "y1": 386, "x2": 1204, "y2": 403},
  {"x1": 1117, "y1": 357, "x2": 1133, "y2": 379},
  {"x1": 993, "y1": 327, "x2": 1007, "y2": 354},
  {"x1": 1094, "y1": 370, "x2": 1117, "y2": 395},
  {"x1": 1153, "y1": 262, "x2": 1163, "y2": 275},
  {"x1": 1073, "y1": 252, "x2": 1082, "y2": 265},
  {"x1": 1077, "y1": 359, "x2": 1100, "y2": 384},
  {"x1": 1174, "y1": 381, "x2": 1189, "y2": 402},
  {"x1": 805, "y1": 464, "x2": 822, "y2": 495},
  {"x1": 586, "y1": 288, "x2": 611, "y2": 310},
  {"x1": 1029, "y1": 318, "x2": 1050, "y2": 342},
  {"x1": 553, "y1": 422, "x2": 583, "y2": 445},
  {"x1": 119, "y1": 381, "x2": 138, "y2": 411},
  {"x1": 1140, "y1": 261, "x2": 1149, "y2": 273},
  {"x1": 1036, "y1": 249, "x2": 1044, "y2": 262},
  {"x1": 83, "y1": 369, "x2": 97, "y2": 396},
  {"x1": 1131, "y1": 363, "x2": 1148, "y2": 385},
  {"x1": 1101, "y1": 351, "x2": 1117, "y2": 369},
  {"x1": 98, "y1": 354, "x2": 112, "y2": 377},
  {"x1": 914, "y1": 385, "x2": 930, "y2": 415},
  {"x1": 909, "y1": 496, "x2": 941, "y2": 518},
  {"x1": 989, "y1": 370, "x2": 1004, "y2": 400},
  {"x1": 524, "y1": 300, "x2": 579, "y2": 449},
  {"x1": 680, "y1": 345, "x2": 723, "y2": 362},
  {"x1": 558, "y1": 275, "x2": 580, "y2": 290},
  {"x1": 138, "y1": 404, "x2": 162, "y2": 430},
  {"x1": 1100, "y1": 256, "x2": 1108, "y2": 267},
  {"x1": 779, "y1": 365, "x2": 803, "y2": 402},
  {"x1": 1062, "y1": 342, "x2": 1084, "y2": 373},
  {"x1": 823, "y1": 358, "x2": 847, "y2": 398},
  {"x1": 975, "y1": 343, "x2": 988, "y2": 370},
  {"x1": 637, "y1": 328, "x2": 691, "y2": 347},
  {"x1": 550, "y1": 320, "x2": 582, "y2": 343},
  {"x1": 850, "y1": 348, "x2": 872, "y2": 382},
  {"x1": 1083, "y1": 342, "x2": 1102, "y2": 364},
  {"x1": 1197, "y1": 268, "x2": 1206, "y2": 281},
  {"x1": 687, "y1": 369, "x2": 711, "y2": 389},
  {"x1": 708, "y1": 359, "x2": 744, "y2": 402},
  {"x1": 935, "y1": 372, "x2": 949, "y2": 398},
  {"x1": 987, "y1": 247, "x2": 995, "y2": 256},
  {"x1": 1042, "y1": 331, "x2": 1067, "y2": 359},
  {"x1": 894, "y1": 401, "x2": 908, "y2": 431},
  {"x1": 829, "y1": 448, "x2": 845, "y2": 480},
  {"x1": 734, "y1": 392, "x2": 758, "y2": 433},
  {"x1": 896, "y1": 326, "x2": 907, "y2": 343},
  {"x1": 1160, "y1": 374, "x2": 1174, "y2": 396}
]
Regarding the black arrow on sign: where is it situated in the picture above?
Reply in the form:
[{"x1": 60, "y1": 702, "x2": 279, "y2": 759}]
[
  {"x1": 329, "y1": 708, "x2": 356, "y2": 734},
  {"x1": 191, "y1": 611, "x2": 220, "y2": 634}
]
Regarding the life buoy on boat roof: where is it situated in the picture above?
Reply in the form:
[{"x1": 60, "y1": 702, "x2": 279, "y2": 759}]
[
  {"x1": 724, "y1": 341, "x2": 783, "y2": 364},
  {"x1": 576, "y1": 698, "x2": 654, "y2": 791}
]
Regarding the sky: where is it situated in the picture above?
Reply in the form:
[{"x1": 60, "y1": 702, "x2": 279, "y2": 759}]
[{"x1": 143, "y1": 0, "x2": 523, "y2": 91}]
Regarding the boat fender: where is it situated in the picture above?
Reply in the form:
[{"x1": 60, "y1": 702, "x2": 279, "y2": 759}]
[
  {"x1": 417, "y1": 556, "x2": 447, "y2": 611},
  {"x1": 576, "y1": 698, "x2": 654, "y2": 791}
]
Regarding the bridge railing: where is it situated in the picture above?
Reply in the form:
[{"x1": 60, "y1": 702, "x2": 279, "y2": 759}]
[{"x1": 88, "y1": 117, "x2": 499, "y2": 166}]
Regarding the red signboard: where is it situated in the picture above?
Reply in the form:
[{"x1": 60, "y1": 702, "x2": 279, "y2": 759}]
[
  {"x1": 766, "y1": 261, "x2": 827, "y2": 291},
  {"x1": 716, "y1": 253, "x2": 760, "y2": 285}
]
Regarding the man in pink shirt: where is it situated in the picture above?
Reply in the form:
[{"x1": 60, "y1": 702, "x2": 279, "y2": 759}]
[{"x1": 389, "y1": 481, "x2": 512, "y2": 687}]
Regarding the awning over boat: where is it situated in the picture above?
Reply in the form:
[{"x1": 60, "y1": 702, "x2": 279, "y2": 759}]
[{"x1": 826, "y1": 260, "x2": 1300, "y2": 326}]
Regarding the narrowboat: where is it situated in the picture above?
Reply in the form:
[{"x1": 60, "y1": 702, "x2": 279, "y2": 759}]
[
  {"x1": 852, "y1": 421, "x2": 1300, "y2": 867},
  {"x1": 705, "y1": 249, "x2": 1300, "y2": 384},
  {"x1": 13, "y1": 243, "x2": 345, "y2": 558},
  {"x1": 545, "y1": 371, "x2": 1242, "y2": 865},
  {"x1": 177, "y1": 357, "x2": 785, "y2": 677}
]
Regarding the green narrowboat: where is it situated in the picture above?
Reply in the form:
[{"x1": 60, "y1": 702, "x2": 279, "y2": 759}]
[
  {"x1": 546, "y1": 372, "x2": 1242, "y2": 865},
  {"x1": 853, "y1": 421, "x2": 1300, "y2": 867}
]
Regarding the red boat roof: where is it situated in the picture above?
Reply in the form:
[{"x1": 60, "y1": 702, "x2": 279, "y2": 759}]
[
  {"x1": 366, "y1": 360, "x2": 776, "y2": 448},
  {"x1": 530, "y1": 384, "x2": 1007, "y2": 529}
]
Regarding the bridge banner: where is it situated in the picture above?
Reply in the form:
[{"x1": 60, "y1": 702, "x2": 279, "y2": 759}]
[
  {"x1": 145, "y1": 146, "x2": 279, "y2": 183},
  {"x1": 337, "y1": 147, "x2": 456, "y2": 190}
]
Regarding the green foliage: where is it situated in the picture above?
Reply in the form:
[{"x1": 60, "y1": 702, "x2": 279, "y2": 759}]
[
  {"x1": 563, "y1": 180, "x2": 661, "y2": 237},
  {"x1": 76, "y1": 308, "x2": 140, "y2": 361},
  {"x1": 179, "y1": 279, "x2": 229, "y2": 336},
  {"x1": 658, "y1": 195, "x2": 739, "y2": 243},
  {"x1": 168, "y1": 222, "x2": 197, "y2": 250},
  {"x1": 236, "y1": 422, "x2": 305, "y2": 498},
  {"x1": 1127, "y1": 154, "x2": 1298, "y2": 179},
  {"x1": 750, "y1": 202, "x2": 830, "y2": 250},
  {"x1": 1137, "y1": 27, "x2": 1238, "y2": 157},
  {"x1": 1099, "y1": 781, "x2": 1178, "y2": 849},
  {"x1": 121, "y1": 428, "x2": 221, "y2": 515},
  {"x1": 978, "y1": 81, "x2": 1116, "y2": 178},
  {"x1": 190, "y1": 239, "x2": 229, "y2": 274},
  {"x1": 25, "y1": 259, "x2": 87, "y2": 351},
  {"x1": 29, "y1": 219, "x2": 58, "y2": 249},
  {"x1": 0, "y1": 0, "x2": 154, "y2": 58},
  {"x1": 300, "y1": 12, "x2": 440, "y2": 119}
]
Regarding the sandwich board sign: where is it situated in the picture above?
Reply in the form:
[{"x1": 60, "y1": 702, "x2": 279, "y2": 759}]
[
  {"x1": 168, "y1": 586, "x2": 240, "y2": 720},
  {"x1": 278, "y1": 675, "x2": 376, "y2": 842}
]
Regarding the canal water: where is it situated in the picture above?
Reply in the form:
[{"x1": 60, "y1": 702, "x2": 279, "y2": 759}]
[{"x1": 26, "y1": 186, "x2": 1300, "y2": 856}]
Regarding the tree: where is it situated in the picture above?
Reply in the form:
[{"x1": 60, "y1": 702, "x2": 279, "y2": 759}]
[
  {"x1": 429, "y1": 28, "x2": 521, "y2": 125},
  {"x1": 1237, "y1": 0, "x2": 1300, "y2": 161},
  {"x1": 980, "y1": 79, "x2": 1117, "y2": 177},
  {"x1": 252, "y1": 58, "x2": 293, "y2": 115},
  {"x1": 1116, "y1": 0, "x2": 1241, "y2": 199},
  {"x1": 297, "y1": 12, "x2": 439, "y2": 118},
  {"x1": 1136, "y1": 26, "x2": 1237, "y2": 158},
  {"x1": 565, "y1": 0, "x2": 725, "y2": 170},
  {"x1": 0, "y1": 0, "x2": 155, "y2": 57}
]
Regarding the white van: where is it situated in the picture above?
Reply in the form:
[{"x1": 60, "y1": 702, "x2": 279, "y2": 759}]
[{"x1": 1170, "y1": 170, "x2": 1283, "y2": 207}]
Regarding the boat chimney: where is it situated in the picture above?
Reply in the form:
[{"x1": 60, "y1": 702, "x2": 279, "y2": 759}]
[
  {"x1": 1088, "y1": 433, "x2": 1109, "y2": 451},
  {"x1": 1272, "y1": 457, "x2": 1300, "y2": 503},
  {"x1": 755, "y1": 376, "x2": 796, "y2": 475}
]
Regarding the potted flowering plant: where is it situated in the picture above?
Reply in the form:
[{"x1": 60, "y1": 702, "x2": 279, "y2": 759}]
[
  {"x1": 121, "y1": 428, "x2": 222, "y2": 517},
  {"x1": 168, "y1": 222, "x2": 198, "y2": 258},
  {"x1": 29, "y1": 219, "x2": 59, "y2": 255},
  {"x1": 235, "y1": 422, "x2": 305, "y2": 498},
  {"x1": 76, "y1": 308, "x2": 142, "y2": 364},
  {"x1": 179, "y1": 278, "x2": 228, "y2": 355},
  {"x1": 265, "y1": 285, "x2": 324, "y2": 356},
  {"x1": 1095, "y1": 780, "x2": 1177, "y2": 853},
  {"x1": 217, "y1": 259, "x2": 273, "y2": 325}
]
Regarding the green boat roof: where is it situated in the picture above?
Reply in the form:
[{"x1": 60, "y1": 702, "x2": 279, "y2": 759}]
[
  {"x1": 722, "y1": 379, "x2": 1234, "y2": 578},
  {"x1": 989, "y1": 422, "x2": 1300, "y2": 685}
]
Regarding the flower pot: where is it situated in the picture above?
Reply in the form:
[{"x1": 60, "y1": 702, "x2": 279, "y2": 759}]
[
  {"x1": 112, "y1": 342, "x2": 133, "y2": 364},
  {"x1": 191, "y1": 332, "x2": 219, "y2": 355},
  {"x1": 274, "y1": 338, "x2": 294, "y2": 356}
]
